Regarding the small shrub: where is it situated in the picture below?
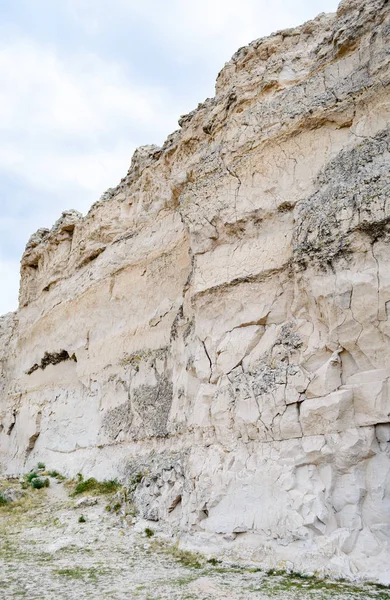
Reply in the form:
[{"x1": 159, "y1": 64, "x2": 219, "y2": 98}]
[
  {"x1": 31, "y1": 478, "x2": 44, "y2": 489},
  {"x1": 0, "y1": 494, "x2": 8, "y2": 506},
  {"x1": 78, "y1": 515, "x2": 86, "y2": 523},
  {"x1": 31, "y1": 477, "x2": 49, "y2": 490},
  {"x1": 73, "y1": 478, "x2": 98, "y2": 495},
  {"x1": 48, "y1": 470, "x2": 59, "y2": 478},
  {"x1": 113, "y1": 503, "x2": 121, "y2": 512},
  {"x1": 25, "y1": 472, "x2": 38, "y2": 483},
  {"x1": 144, "y1": 528, "x2": 154, "y2": 538},
  {"x1": 73, "y1": 478, "x2": 120, "y2": 496},
  {"x1": 37, "y1": 462, "x2": 46, "y2": 470},
  {"x1": 98, "y1": 479, "x2": 120, "y2": 494}
]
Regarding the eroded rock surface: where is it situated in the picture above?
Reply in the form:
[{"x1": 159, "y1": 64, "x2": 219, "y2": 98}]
[{"x1": 1, "y1": 0, "x2": 390, "y2": 583}]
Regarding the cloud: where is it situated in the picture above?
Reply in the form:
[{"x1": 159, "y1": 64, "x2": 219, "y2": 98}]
[
  {"x1": 0, "y1": 39, "x2": 180, "y2": 199},
  {"x1": 0, "y1": 43, "x2": 161, "y2": 137},
  {"x1": 67, "y1": 0, "x2": 340, "y2": 66}
]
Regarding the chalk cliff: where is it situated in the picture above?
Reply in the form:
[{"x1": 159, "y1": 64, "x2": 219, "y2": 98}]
[{"x1": 1, "y1": 0, "x2": 390, "y2": 583}]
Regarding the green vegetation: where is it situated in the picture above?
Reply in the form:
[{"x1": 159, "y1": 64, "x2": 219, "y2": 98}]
[
  {"x1": 48, "y1": 470, "x2": 65, "y2": 480},
  {"x1": 207, "y1": 557, "x2": 221, "y2": 566},
  {"x1": 255, "y1": 569, "x2": 390, "y2": 598},
  {"x1": 78, "y1": 515, "x2": 86, "y2": 523},
  {"x1": 0, "y1": 494, "x2": 9, "y2": 506},
  {"x1": 31, "y1": 478, "x2": 49, "y2": 490},
  {"x1": 172, "y1": 575, "x2": 199, "y2": 586},
  {"x1": 25, "y1": 472, "x2": 38, "y2": 483},
  {"x1": 144, "y1": 527, "x2": 154, "y2": 538},
  {"x1": 54, "y1": 567, "x2": 106, "y2": 580},
  {"x1": 161, "y1": 543, "x2": 204, "y2": 569},
  {"x1": 72, "y1": 477, "x2": 120, "y2": 496},
  {"x1": 54, "y1": 568, "x2": 85, "y2": 579},
  {"x1": 37, "y1": 462, "x2": 46, "y2": 470},
  {"x1": 128, "y1": 472, "x2": 144, "y2": 494},
  {"x1": 22, "y1": 472, "x2": 50, "y2": 490},
  {"x1": 119, "y1": 348, "x2": 168, "y2": 370},
  {"x1": 123, "y1": 471, "x2": 144, "y2": 517},
  {"x1": 119, "y1": 349, "x2": 153, "y2": 369}
]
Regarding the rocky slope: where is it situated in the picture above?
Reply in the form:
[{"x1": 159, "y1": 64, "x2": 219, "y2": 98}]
[
  {"x1": 1, "y1": 477, "x2": 388, "y2": 600},
  {"x1": 1, "y1": 0, "x2": 390, "y2": 583}
]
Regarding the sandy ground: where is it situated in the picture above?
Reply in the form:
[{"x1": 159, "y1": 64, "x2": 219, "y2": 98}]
[{"x1": 0, "y1": 477, "x2": 389, "y2": 600}]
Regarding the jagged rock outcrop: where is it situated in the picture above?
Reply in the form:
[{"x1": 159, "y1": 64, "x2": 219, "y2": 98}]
[{"x1": 1, "y1": 0, "x2": 390, "y2": 583}]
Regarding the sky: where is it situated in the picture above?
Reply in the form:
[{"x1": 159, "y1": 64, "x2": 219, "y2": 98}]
[{"x1": 0, "y1": 0, "x2": 340, "y2": 315}]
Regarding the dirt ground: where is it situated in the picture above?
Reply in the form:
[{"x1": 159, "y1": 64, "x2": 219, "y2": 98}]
[{"x1": 0, "y1": 475, "x2": 389, "y2": 600}]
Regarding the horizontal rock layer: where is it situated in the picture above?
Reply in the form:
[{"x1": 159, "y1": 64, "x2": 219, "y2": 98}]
[{"x1": 1, "y1": 0, "x2": 390, "y2": 583}]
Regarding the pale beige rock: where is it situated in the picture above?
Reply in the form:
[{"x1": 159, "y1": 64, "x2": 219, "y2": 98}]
[
  {"x1": 300, "y1": 390, "x2": 355, "y2": 436},
  {"x1": 279, "y1": 404, "x2": 302, "y2": 440},
  {"x1": 305, "y1": 352, "x2": 342, "y2": 399},
  {"x1": 0, "y1": 0, "x2": 390, "y2": 584}
]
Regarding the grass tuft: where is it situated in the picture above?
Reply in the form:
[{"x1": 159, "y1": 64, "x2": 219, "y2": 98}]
[
  {"x1": 207, "y1": 557, "x2": 221, "y2": 566},
  {"x1": 55, "y1": 568, "x2": 84, "y2": 579},
  {"x1": 144, "y1": 527, "x2": 154, "y2": 538},
  {"x1": 31, "y1": 478, "x2": 50, "y2": 490},
  {"x1": 54, "y1": 567, "x2": 105, "y2": 580},
  {"x1": 48, "y1": 471, "x2": 66, "y2": 481},
  {"x1": 128, "y1": 472, "x2": 144, "y2": 494},
  {"x1": 162, "y1": 543, "x2": 204, "y2": 569},
  {"x1": 72, "y1": 478, "x2": 120, "y2": 496}
]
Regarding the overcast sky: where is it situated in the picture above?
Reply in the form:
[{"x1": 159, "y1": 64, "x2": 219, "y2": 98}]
[{"x1": 0, "y1": 0, "x2": 340, "y2": 315}]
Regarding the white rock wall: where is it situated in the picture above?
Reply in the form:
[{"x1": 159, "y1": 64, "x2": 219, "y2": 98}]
[{"x1": 1, "y1": 0, "x2": 390, "y2": 583}]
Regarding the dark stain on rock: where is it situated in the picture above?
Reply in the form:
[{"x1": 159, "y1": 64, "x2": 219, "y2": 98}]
[
  {"x1": 26, "y1": 350, "x2": 77, "y2": 375},
  {"x1": 293, "y1": 128, "x2": 390, "y2": 269},
  {"x1": 132, "y1": 377, "x2": 173, "y2": 439},
  {"x1": 102, "y1": 402, "x2": 133, "y2": 441}
]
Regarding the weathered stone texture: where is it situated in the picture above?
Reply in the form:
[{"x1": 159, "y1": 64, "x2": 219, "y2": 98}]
[{"x1": 1, "y1": 0, "x2": 390, "y2": 583}]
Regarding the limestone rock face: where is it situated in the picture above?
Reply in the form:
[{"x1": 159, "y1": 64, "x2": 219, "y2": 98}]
[{"x1": 1, "y1": 0, "x2": 390, "y2": 583}]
